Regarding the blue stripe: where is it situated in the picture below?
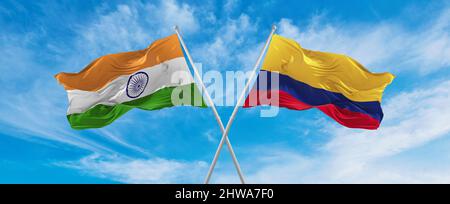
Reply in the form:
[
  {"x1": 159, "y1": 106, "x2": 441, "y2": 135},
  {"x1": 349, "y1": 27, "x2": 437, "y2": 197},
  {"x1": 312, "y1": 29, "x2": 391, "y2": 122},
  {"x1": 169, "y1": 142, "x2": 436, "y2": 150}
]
[{"x1": 254, "y1": 70, "x2": 384, "y2": 122}]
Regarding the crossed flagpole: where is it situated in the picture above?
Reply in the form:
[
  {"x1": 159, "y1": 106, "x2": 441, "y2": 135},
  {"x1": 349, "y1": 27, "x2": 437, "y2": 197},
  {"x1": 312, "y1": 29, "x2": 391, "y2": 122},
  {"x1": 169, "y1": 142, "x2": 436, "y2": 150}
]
[{"x1": 174, "y1": 25, "x2": 277, "y2": 184}]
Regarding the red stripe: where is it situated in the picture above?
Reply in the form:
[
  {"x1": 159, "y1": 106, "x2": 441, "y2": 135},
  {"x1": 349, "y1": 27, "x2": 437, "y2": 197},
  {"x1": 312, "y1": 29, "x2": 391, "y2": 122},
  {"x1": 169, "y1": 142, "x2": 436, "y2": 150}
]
[{"x1": 244, "y1": 90, "x2": 380, "y2": 130}]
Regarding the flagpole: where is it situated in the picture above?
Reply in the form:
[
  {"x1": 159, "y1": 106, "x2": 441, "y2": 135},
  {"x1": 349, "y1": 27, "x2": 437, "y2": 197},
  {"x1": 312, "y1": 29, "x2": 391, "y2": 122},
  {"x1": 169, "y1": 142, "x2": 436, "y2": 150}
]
[
  {"x1": 203, "y1": 25, "x2": 277, "y2": 184},
  {"x1": 174, "y1": 26, "x2": 246, "y2": 184}
]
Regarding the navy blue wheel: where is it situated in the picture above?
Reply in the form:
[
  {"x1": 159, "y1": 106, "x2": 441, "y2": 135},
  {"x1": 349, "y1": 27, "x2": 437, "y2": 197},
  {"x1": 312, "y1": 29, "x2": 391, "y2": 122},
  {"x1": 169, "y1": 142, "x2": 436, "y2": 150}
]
[{"x1": 126, "y1": 72, "x2": 149, "y2": 98}]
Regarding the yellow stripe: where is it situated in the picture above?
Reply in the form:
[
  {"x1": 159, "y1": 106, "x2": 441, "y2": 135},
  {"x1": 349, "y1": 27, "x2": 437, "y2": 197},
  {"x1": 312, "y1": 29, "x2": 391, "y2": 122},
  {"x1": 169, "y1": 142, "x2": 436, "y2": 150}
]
[
  {"x1": 55, "y1": 34, "x2": 184, "y2": 91},
  {"x1": 261, "y1": 34, "x2": 394, "y2": 102}
]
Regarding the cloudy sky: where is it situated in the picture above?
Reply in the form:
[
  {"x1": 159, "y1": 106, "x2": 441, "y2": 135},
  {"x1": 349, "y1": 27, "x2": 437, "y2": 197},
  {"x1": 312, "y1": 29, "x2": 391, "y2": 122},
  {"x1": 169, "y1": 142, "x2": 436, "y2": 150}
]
[{"x1": 1, "y1": 0, "x2": 450, "y2": 183}]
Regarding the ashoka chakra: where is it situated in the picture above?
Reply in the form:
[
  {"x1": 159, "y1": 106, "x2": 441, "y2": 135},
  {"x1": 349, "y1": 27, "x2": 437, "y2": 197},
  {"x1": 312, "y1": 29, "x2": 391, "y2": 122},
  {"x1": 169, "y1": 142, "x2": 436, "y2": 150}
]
[{"x1": 126, "y1": 72, "x2": 149, "y2": 98}]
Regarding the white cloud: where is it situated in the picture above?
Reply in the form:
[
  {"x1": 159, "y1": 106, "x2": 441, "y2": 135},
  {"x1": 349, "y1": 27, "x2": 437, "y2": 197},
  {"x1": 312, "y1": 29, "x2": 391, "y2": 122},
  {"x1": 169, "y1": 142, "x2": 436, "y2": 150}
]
[
  {"x1": 2, "y1": 0, "x2": 450, "y2": 184},
  {"x1": 0, "y1": 34, "x2": 39, "y2": 82},
  {"x1": 58, "y1": 154, "x2": 208, "y2": 183},
  {"x1": 96, "y1": 129, "x2": 153, "y2": 157},
  {"x1": 277, "y1": 8, "x2": 450, "y2": 74},
  {"x1": 77, "y1": 4, "x2": 148, "y2": 57},
  {"x1": 229, "y1": 149, "x2": 317, "y2": 184},
  {"x1": 203, "y1": 129, "x2": 219, "y2": 143},
  {"x1": 0, "y1": 1, "x2": 209, "y2": 183},
  {"x1": 217, "y1": 147, "x2": 450, "y2": 184},
  {"x1": 324, "y1": 80, "x2": 450, "y2": 179},
  {"x1": 193, "y1": 14, "x2": 258, "y2": 69},
  {"x1": 74, "y1": 0, "x2": 199, "y2": 60},
  {"x1": 0, "y1": 82, "x2": 114, "y2": 154},
  {"x1": 0, "y1": 0, "x2": 202, "y2": 156},
  {"x1": 0, "y1": 33, "x2": 114, "y2": 154},
  {"x1": 214, "y1": 79, "x2": 450, "y2": 183},
  {"x1": 145, "y1": 0, "x2": 199, "y2": 34},
  {"x1": 224, "y1": 0, "x2": 238, "y2": 14}
]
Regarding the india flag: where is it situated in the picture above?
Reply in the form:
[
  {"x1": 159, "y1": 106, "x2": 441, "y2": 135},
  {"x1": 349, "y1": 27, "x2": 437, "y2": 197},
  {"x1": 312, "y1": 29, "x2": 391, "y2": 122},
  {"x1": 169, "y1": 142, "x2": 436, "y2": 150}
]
[{"x1": 55, "y1": 34, "x2": 206, "y2": 129}]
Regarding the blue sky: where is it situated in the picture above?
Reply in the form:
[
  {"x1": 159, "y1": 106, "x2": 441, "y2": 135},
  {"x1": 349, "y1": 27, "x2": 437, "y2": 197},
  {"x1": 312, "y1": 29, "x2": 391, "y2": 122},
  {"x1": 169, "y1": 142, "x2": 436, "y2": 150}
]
[{"x1": 1, "y1": 0, "x2": 450, "y2": 183}]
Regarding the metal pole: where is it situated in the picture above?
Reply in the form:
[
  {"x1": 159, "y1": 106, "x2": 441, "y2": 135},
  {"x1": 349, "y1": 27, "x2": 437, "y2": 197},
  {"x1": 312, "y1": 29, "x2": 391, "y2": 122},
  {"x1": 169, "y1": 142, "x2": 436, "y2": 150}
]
[
  {"x1": 203, "y1": 25, "x2": 277, "y2": 184},
  {"x1": 174, "y1": 26, "x2": 246, "y2": 184}
]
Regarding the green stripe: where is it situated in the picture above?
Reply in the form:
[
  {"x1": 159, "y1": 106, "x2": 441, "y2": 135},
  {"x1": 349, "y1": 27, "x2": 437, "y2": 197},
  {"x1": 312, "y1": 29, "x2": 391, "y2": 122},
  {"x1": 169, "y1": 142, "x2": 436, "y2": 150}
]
[{"x1": 67, "y1": 83, "x2": 207, "y2": 129}]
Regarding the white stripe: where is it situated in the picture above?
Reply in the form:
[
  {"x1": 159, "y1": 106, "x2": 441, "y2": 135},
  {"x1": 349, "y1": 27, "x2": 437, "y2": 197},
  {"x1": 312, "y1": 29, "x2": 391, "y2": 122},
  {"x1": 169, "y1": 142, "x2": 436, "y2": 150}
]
[{"x1": 66, "y1": 57, "x2": 194, "y2": 115}]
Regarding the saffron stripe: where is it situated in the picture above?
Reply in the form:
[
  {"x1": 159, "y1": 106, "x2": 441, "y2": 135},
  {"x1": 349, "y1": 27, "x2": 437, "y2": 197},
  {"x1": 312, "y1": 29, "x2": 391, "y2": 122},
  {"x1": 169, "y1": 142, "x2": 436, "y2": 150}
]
[
  {"x1": 245, "y1": 70, "x2": 384, "y2": 123},
  {"x1": 55, "y1": 34, "x2": 184, "y2": 91},
  {"x1": 65, "y1": 57, "x2": 193, "y2": 115}
]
